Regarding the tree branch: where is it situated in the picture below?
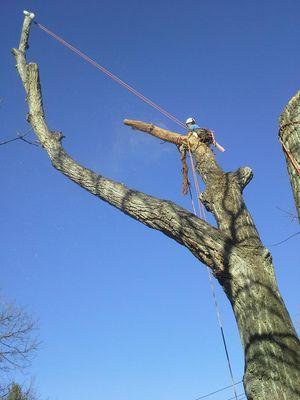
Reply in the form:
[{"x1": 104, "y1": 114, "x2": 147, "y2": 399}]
[
  {"x1": 124, "y1": 119, "x2": 185, "y2": 145},
  {"x1": 0, "y1": 300, "x2": 38, "y2": 373},
  {"x1": 13, "y1": 11, "x2": 231, "y2": 272},
  {"x1": 0, "y1": 130, "x2": 39, "y2": 147},
  {"x1": 124, "y1": 120, "x2": 262, "y2": 248}
]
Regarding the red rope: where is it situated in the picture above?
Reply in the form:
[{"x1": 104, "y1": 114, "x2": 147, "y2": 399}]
[
  {"x1": 279, "y1": 122, "x2": 300, "y2": 176},
  {"x1": 34, "y1": 22, "x2": 186, "y2": 130},
  {"x1": 280, "y1": 139, "x2": 300, "y2": 175}
]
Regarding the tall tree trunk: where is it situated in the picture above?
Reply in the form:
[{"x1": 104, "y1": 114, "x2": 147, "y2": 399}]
[
  {"x1": 279, "y1": 91, "x2": 300, "y2": 222},
  {"x1": 13, "y1": 12, "x2": 300, "y2": 400},
  {"x1": 221, "y1": 250, "x2": 299, "y2": 399},
  {"x1": 187, "y1": 133, "x2": 300, "y2": 399}
]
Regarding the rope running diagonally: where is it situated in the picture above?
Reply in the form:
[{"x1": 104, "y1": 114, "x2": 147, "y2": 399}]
[
  {"x1": 34, "y1": 21, "x2": 186, "y2": 130},
  {"x1": 33, "y1": 19, "x2": 238, "y2": 399}
]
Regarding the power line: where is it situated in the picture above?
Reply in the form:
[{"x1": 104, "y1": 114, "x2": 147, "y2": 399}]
[
  {"x1": 194, "y1": 380, "x2": 243, "y2": 400},
  {"x1": 224, "y1": 393, "x2": 246, "y2": 400}
]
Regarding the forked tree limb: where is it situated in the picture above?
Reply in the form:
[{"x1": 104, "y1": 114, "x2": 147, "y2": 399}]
[
  {"x1": 12, "y1": 12, "x2": 232, "y2": 273},
  {"x1": 0, "y1": 130, "x2": 38, "y2": 147}
]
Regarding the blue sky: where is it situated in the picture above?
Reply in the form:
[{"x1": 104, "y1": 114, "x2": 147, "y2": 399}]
[{"x1": 1, "y1": 1, "x2": 299, "y2": 399}]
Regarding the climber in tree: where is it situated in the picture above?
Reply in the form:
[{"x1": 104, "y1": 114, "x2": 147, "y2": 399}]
[{"x1": 185, "y1": 117, "x2": 225, "y2": 152}]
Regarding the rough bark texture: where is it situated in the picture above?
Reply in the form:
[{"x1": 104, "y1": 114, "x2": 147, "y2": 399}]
[
  {"x1": 279, "y1": 91, "x2": 300, "y2": 222},
  {"x1": 13, "y1": 13, "x2": 300, "y2": 400}
]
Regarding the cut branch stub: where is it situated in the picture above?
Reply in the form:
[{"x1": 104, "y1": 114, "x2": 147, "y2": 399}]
[
  {"x1": 232, "y1": 167, "x2": 254, "y2": 190},
  {"x1": 11, "y1": 12, "x2": 35, "y2": 91},
  {"x1": 124, "y1": 119, "x2": 185, "y2": 145}
]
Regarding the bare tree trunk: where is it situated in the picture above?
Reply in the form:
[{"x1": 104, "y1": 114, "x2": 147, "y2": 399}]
[
  {"x1": 279, "y1": 91, "x2": 300, "y2": 222},
  {"x1": 125, "y1": 121, "x2": 300, "y2": 399},
  {"x1": 13, "y1": 12, "x2": 300, "y2": 400}
]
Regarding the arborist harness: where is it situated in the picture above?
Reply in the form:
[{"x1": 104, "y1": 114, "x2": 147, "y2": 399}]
[{"x1": 178, "y1": 118, "x2": 225, "y2": 195}]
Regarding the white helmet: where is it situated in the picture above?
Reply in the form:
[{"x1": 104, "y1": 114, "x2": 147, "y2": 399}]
[{"x1": 185, "y1": 117, "x2": 196, "y2": 125}]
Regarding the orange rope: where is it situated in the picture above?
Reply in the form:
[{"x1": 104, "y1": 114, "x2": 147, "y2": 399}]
[
  {"x1": 279, "y1": 139, "x2": 300, "y2": 175},
  {"x1": 279, "y1": 122, "x2": 300, "y2": 176},
  {"x1": 34, "y1": 22, "x2": 186, "y2": 130}
]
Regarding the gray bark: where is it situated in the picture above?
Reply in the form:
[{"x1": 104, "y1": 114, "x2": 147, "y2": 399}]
[
  {"x1": 279, "y1": 91, "x2": 300, "y2": 222},
  {"x1": 13, "y1": 13, "x2": 300, "y2": 400}
]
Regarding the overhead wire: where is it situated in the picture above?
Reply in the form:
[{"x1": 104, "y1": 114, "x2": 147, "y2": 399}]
[
  {"x1": 224, "y1": 393, "x2": 246, "y2": 400},
  {"x1": 194, "y1": 380, "x2": 243, "y2": 400}
]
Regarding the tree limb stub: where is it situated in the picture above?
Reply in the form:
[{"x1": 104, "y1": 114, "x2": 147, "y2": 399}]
[
  {"x1": 11, "y1": 12, "x2": 34, "y2": 91},
  {"x1": 124, "y1": 119, "x2": 185, "y2": 145},
  {"x1": 13, "y1": 12, "x2": 232, "y2": 273}
]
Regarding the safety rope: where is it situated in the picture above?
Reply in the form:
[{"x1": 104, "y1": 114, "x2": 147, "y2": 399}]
[
  {"x1": 187, "y1": 138, "x2": 239, "y2": 400},
  {"x1": 281, "y1": 139, "x2": 300, "y2": 175},
  {"x1": 34, "y1": 21, "x2": 186, "y2": 130},
  {"x1": 279, "y1": 122, "x2": 300, "y2": 176},
  {"x1": 33, "y1": 20, "x2": 238, "y2": 399}
]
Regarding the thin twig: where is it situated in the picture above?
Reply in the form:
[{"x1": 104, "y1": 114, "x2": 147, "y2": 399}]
[
  {"x1": 276, "y1": 206, "x2": 298, "y2": 223},
  {"x1": 0, "y1": 129, "x2": 39, "y2": 147}
]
